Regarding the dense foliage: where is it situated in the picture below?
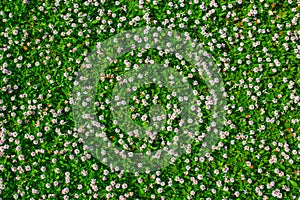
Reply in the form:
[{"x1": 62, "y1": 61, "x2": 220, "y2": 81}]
[{"x1": 0, "y1": 0, "x2": 299, "y2": 199}]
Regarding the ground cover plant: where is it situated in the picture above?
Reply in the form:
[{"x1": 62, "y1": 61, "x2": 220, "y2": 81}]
[{"x1": 0, "y1": 0, "x2": 300, "y2": 199}]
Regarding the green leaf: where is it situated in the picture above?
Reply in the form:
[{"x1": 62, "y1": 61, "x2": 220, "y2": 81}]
[{"x1": 289, "y1": 180, "x2": 298, "y2": 187}]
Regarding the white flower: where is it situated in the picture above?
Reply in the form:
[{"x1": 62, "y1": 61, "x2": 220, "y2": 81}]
[{"x1": 13, "y1": 29, "x2": 18, "y2": 35}]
